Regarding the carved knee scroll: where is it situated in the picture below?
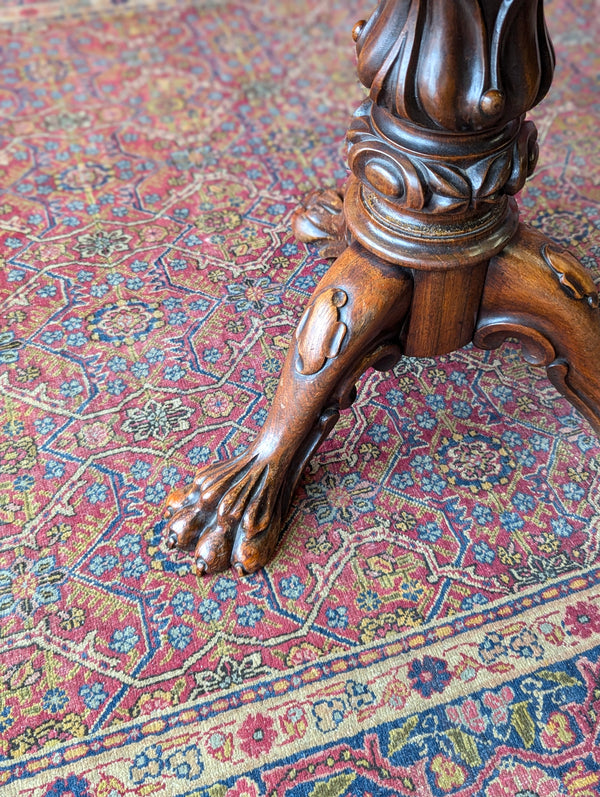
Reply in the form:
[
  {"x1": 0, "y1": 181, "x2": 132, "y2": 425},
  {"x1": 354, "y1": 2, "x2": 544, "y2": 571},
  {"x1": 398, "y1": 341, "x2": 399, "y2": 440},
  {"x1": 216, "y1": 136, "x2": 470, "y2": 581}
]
[{"x1": 475, "y1": 224, "x2": 600, "y2": 435}]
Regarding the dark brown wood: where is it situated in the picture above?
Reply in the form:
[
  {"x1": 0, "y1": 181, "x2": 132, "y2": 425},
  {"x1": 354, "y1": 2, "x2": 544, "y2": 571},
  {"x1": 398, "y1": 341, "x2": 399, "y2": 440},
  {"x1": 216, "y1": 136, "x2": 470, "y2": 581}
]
[{"x1": 164, "y1": 0, "x2": 600, "y2": 575}]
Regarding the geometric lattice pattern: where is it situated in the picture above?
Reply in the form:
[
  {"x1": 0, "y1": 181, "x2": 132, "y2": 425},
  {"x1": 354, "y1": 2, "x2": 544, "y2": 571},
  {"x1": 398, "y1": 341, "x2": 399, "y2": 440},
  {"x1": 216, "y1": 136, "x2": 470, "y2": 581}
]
[{"x1": 1, "y1": 0, "x2": 599, "y2": 793}]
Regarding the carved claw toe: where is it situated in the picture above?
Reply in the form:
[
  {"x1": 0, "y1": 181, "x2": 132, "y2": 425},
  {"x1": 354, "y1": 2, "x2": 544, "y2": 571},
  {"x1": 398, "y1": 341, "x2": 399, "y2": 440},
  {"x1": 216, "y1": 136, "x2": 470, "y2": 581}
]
[
  {"x1": 291, "y1": 187, "x2": 348, "y2": 258},
  {"x1": 163, "y1": 452, "x2": 285, "y2": 575}
]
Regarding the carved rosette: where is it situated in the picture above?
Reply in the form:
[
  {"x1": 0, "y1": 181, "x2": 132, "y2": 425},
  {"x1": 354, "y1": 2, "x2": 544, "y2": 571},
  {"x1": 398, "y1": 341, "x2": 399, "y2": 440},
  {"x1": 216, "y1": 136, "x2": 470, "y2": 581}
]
[{"x1": 344, "y1": 0, "x2": 555, "y2": 267}]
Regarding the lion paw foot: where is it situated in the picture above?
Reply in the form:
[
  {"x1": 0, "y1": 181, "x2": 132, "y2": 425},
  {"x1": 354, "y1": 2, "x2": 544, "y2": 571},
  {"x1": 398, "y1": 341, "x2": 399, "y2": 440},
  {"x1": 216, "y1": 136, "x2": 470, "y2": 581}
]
[{"x1": 163, "y1": 453, "x2": 283, "y2": 575}]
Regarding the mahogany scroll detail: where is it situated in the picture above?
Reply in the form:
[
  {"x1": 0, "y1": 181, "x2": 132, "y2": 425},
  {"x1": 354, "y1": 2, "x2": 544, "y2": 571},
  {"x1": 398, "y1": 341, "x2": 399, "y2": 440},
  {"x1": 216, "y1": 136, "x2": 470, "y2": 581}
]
[
  {"x1": 475, "y1": 224, "x2": 600, "y2": 436},
  {"x1": 347, "y1": 106, "x2": 539, "y2": 215}
]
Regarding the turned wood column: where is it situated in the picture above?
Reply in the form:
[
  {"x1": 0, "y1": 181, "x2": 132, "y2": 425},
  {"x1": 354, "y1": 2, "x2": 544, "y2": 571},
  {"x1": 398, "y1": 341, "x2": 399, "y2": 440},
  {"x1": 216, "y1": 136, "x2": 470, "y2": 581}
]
[{"x1": 344, "y1": 0, "x2": 555, "y2": 355}]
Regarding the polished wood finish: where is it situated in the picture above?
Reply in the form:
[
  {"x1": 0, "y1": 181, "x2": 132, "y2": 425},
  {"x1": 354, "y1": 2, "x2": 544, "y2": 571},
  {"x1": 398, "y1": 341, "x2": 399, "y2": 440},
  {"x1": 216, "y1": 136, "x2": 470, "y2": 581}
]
[{"x1": 165, "y1": 0, "x2": 600, "y2": 575}]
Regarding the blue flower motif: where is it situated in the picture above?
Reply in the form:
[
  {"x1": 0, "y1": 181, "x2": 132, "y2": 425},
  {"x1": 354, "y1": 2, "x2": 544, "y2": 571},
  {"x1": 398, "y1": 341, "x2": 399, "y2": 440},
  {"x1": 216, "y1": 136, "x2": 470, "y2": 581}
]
[
  {"x1": 37, "y1": 285, "x2": 57, "y2": 297},
  {"x1": 66, "y1": 332, "x2": 86, "y2": 347},
  {"x1": 408, "y1": 655, "x2": 451, "y2": 698},
  {"x1": 421, "y1": 473, "x2": 446, "y2": 495},
  {"x1": 356, "y1": 589, "x2": 381, "y2": 611},
  {"x1": 512, "y1": 492, "x2": 535, "y2": 512},
  {"x1": 79, "y1": 682, "x2": 108, "y2": 710},
  {"x1": 172, "y1": 590, "x2": 194, "y2": 616},
  {"x1": 390, "y1": 472, "x2": 414, "y2": 489},
  {"x1": 117, "y1": 534, "x2": 142, "y2": 556},
  {"x1": 236, "y1": 603, "x2": 264, "y2": 628},
  {"x1": 164, "y1": 365, "x2": 186, "y2": 381},
  {"x1": 386, "y1": 388, "x2": 405, "y2": 406},
  {"x1": 426, "y1": 394, "x2": 444, "y2": 411},
  {"x1": 531, "y1": 433, "x2": 550, "y2": 452},
  {"x1": 170, "y1": 258, "x2": 188, "y2": 271},
  {"x1": 106, "y1": 378, "x2": 126, "y2": 396},
  {"x1": 418, "y1": 521, "x2": 443, "y2": 542},
  {"x1": 326, "y1": 606, "x2": 348, "y2": 629},
  {"x1": 127, "y1": 277, "x2": 144, "y2": 290},
  {"x1": 368, "y1": 423, "x2": 389, "y2": 443},
  {"x1": 41, "y1": 330, "x2": 63, "y2": 344},
  {"x1": 44, "y1": 774, "x2": 91, "y2": 797},
  {"x1": 86, "y1": 482, "x2": 107, "y2": 504},
  {"x1": 14, "y1": 474, "x2": 34, "y2": 491},
  {"x1": 131, "y1": 259, "x2": 149, "y2": 272},
  {"x1": 472, "y1": 504, "x2": 493, "y2": 524},
  {"x1": 189, "y1": 298, "x2": 209, "y2": 312},
  {"x1": 107, "y1": 355, "x2": 127, "y2": 372},
  {"x1": 461, "y1": 592, "x2": 489, "y2": 611},
  {"x1": 163, "y1": 297, "x2": 182, "y2": 310},
  {"x1": 213, "y1": 577, "x2": 237, "y2": 601},
  {"x1": 60, "y1": 379, "x2": 83, "y2": 397},
  {"x1": 145, "y1": 483, "x2": 167, "y2": 504},
  {"x1": 279, "y1": 575, "x2": 305, "y2": 599},
  {"x1": 563, "y1": 482, "x2": 585, "y2": 501},
  {"x1": 131, "y1": 361, "x2": 150, "y2": 378},
  {"x1": 516, "y1": 449, "x2": 536, "y2": 467},
  {"x1": 109, "y1": 626, "x2": 139, "y2": 653},
  {"x1": 145, "y1": 347, "x2": 164, "y2": 363},
  {"x1": 161, "y1": 466, "x2": 179, "y2": 486},
  {"x1": 411, "y1": 455, "x2": 433, "y2": 474},
  {"x1": 198, "y1": 598, "x2": 221, "y2": 622},
  {"x1": 492, "y1": 385, "x2": 513, "y2": 402},
  {"x1": 44, "y1": 460, "x2": 65, "y2": 479},
  {"x1": 189, "y1": 446, "x2": 210, "y2": 466},
  {"x1": 500, "y1": 511, "x2": 525, "y2": 532},
  {"x1": 473, "y1": 541, "x2": 495, "y2": 564},
  {"x1": 63, "y1": 317, "x2": 83, "y2": 331},
  {"x1": 281, "y1": 242, "x2": 298, "y2": 256},
  {"x1": 416, "y1": 411, "x2": 436, "y2": 429},
  {"x1": 5, "y1": 237, "x2": 23, "y2": 249},
  {"x1": 34, "y1": 416, "x2": 56, "y2": 435},
  {"x1": 123, "y1": 555, "x2": 148, "y2": 579},
  {"x1": 89, "y1": 555, "x2": 118, "y2": 576},
  {"x1": 168, "y1": 624, "x2": 193, "y2": 650},
  {"x1": 501, "y1": 430, "x2": 523, "y2": 447},
  {"x1": 90, "y1": 284, "x2": 109, "y2": 297},
  {"x1": 452, "y1": 400, "x2": 471, "y2": 418},
  {"x1": 551, "y1": 517, "x2": 573, "y2": 537},
  {"x1": 203, "y1": 347, "x2": 221, "y2": 363},
  {"x1": 43, "y1": 688, "x2": 68, "y2": 713},
  {"x1": 131, "y1": 460, "x2": 152, "y2": 482}
]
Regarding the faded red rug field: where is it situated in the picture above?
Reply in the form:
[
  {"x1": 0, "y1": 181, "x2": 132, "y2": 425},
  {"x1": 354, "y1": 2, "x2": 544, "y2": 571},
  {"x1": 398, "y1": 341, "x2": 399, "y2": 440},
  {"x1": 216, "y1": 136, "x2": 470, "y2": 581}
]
[{"x1": 0, "y1": 0, "x2": 599, "y2": 794}]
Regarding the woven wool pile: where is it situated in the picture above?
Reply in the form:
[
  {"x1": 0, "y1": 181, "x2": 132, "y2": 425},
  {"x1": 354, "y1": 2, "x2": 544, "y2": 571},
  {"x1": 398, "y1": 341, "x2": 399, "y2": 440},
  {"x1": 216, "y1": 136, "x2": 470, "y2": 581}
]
[{"x1": 0, "y1": 0, "x2": 599, "y2": 794}]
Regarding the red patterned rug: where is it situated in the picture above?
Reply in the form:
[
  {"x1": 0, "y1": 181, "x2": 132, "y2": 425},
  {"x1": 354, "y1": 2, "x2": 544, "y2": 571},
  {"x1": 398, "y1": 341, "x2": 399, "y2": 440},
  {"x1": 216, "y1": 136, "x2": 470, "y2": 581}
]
[{"x1": 1, "y1": 0, "x2": 599, "y2": 794}]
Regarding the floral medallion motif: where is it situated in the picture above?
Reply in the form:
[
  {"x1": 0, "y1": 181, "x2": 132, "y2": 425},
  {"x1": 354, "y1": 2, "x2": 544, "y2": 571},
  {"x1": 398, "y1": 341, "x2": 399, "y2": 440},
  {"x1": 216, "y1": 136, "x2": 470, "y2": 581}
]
[{"x1": 86, "y1": 300, "x2": 164, "y2": 345}]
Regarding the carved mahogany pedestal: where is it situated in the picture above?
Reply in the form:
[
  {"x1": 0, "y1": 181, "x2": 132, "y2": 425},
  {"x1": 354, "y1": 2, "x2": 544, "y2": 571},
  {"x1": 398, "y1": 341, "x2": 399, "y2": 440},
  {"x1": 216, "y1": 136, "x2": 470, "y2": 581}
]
[{"x1": 164, "y1": 0, "x2": 600, "y2": 576}]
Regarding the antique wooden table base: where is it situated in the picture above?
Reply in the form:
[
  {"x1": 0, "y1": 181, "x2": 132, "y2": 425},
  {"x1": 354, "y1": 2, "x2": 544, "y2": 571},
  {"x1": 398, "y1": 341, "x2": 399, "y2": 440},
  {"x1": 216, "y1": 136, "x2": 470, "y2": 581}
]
[{"x1": 164, "y1": 0, "x2": 600, "y2": 575}]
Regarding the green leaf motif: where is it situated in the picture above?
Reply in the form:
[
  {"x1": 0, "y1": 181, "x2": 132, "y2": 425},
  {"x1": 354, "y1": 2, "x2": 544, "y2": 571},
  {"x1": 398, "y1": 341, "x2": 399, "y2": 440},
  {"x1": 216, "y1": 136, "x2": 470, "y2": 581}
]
[
  {"x1": 388, "y1": 715, "x2": 419, "y2": 755},
  {"x1": 537, "y1": 669, "x2": 580, "y2": 687},
  {"x1": 447, "y1": 728, "x2": 482, "y2": 767},
  {"x1": 511, "y1": 701, "x2": 536, "y2": 749},
  {"x1": 310, "y1": 774, "x2": 357, "y2": 797}
]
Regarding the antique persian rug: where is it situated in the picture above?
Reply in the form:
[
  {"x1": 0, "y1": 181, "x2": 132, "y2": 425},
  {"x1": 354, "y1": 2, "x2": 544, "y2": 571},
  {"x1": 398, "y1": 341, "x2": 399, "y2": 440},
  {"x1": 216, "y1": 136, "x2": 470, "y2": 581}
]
[{"x1": 1, "y1": 0, "x2": 599, "y2": 794}]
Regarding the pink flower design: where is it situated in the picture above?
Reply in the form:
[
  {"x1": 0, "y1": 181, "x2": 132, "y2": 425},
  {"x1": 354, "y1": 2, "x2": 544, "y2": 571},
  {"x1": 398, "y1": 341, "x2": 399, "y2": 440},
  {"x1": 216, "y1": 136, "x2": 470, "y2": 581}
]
[
  {"x1": 485, "y1": 763, "x2": 566, "y2": 797},
  {"x1": 565, "y1": 601, "x2": 600, "y2": 639},
  {"x1": 238, "y1": 712, "x2": 277, "y2": 756},
  {"x1": 483, "y1": 686, "x2": 514, "y2": 726}
]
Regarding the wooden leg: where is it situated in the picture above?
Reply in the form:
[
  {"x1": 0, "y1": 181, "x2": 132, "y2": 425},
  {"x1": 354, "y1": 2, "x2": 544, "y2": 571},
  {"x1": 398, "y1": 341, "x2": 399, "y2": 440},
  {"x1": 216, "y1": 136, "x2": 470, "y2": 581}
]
[
  {"x1": 164, "y1": 243, "x2": 413, "y2": 575},
  {"x1": 475, "y1": 224, "x2": 600, "y2": 435}
]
